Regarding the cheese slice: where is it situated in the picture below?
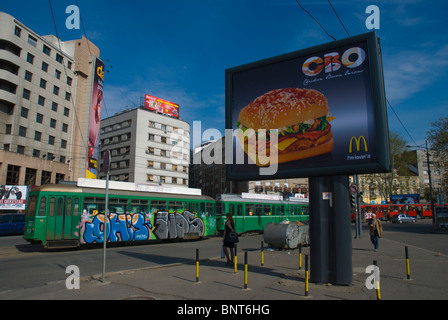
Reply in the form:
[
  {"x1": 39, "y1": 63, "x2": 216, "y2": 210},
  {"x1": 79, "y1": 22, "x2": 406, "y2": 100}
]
[{"x1": 273, "y1": 137, "x2": 298, "y2": 151}]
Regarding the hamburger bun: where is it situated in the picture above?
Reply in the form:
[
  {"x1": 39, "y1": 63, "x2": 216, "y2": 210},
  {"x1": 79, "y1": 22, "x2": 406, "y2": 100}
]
[
  {"x1": 236, "y1": 88, "x2": 334, "y2": 166},
  {"x1": 238, "y1": 88, "x2": 329, "y2": 130}
]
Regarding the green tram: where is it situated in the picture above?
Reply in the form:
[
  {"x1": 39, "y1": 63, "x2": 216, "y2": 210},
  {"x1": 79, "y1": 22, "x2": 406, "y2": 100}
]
[
  {"x1": 216, "y1": 194, "x2": 309, "y2": 233},
  {"x1": 23, "y1": 183, "x2": 309, "y2": 249}
]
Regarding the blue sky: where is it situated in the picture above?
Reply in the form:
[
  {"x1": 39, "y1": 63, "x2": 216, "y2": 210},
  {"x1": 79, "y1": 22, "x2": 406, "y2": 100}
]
[{"x1": 2, "y1": 0, "x2": 447, "y2": 148}]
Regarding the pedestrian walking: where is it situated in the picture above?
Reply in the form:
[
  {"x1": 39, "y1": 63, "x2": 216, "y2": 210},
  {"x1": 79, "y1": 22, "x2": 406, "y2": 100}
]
[
  {"x1": 368, "y1": 213, "x2": 383, "y2": 251},
  {"x1": 222, "y1": 213, "x2": 236, "y2": 266}
]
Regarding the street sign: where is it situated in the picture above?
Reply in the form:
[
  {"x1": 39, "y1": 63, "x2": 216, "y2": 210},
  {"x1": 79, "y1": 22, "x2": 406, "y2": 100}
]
[
  {"x1": 350, "y1": 183, "x2": 359, "y2": 193},
  {"x1": 103, "y1": 150, "x2": 111, "y2": 174}
]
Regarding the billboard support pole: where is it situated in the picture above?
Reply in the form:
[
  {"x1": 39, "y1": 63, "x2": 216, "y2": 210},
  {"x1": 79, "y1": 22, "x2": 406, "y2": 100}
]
[
  {"x1": 309, "y1": 175, "x2": 352, "y2": 285},
  {"x1": 102, "y1": 150, "x2": 111, "y2": 283}
]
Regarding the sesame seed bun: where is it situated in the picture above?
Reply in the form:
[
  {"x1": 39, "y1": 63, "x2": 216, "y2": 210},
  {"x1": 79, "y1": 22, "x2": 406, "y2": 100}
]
[{"x1": 238, "y1": 88, "x2": 329, "y2": 130}]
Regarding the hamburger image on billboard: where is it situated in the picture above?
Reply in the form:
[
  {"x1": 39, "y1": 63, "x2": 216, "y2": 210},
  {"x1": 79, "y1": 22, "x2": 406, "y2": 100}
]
[
  {"x1": 236, "y1": 88, "x2": 335, "y2": 166},
  {"x1": 226, "y1": 31, "x2": 390, "y2": 180}
]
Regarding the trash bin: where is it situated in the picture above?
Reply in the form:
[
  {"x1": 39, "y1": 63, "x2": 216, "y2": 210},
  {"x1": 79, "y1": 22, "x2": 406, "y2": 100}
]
[
  {"x1": 264, "y1": 222, "x2": 300, "y2": 249},
  {"x1": 296, "y1": 221, "x2": 310, "y2": 246}
]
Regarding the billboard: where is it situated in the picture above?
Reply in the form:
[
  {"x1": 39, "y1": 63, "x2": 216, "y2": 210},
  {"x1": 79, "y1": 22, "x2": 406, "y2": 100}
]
[
  {"x1": 87, "y1": 58, "x2": 105, "y2": 179},
  {"x1": 225, "y1": 31, "x2": 390, "y2": 180},
  {"x1": 145, "y1": 94, "x2": 179, "y2": 118},
  {"x1": 0, "y1": 185, "x2": 28, "y2": 210}
]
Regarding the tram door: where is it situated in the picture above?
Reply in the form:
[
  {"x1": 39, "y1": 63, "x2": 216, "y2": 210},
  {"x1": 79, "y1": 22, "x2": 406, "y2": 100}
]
[{"x1": 47, "y1": 196, "x2": 77, "y2": 241}]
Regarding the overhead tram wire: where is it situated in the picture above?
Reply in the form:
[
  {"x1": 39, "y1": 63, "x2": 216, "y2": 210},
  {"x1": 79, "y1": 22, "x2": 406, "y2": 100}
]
[
  {"x1": 327, "y1": 0, "x2": 350, "y2": 37},
  {"x1": 295, "y1": 0, "x2": 336, "y2": 41},
  {"x1": 324, "y1": 1, "x2": 419, "y2": 147}
]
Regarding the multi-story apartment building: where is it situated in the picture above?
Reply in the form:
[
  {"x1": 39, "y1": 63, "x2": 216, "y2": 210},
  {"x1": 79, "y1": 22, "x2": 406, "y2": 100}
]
[
  {"x1": 0, "y1": 12, "x2": 101, "y2": 186},
  {"x1": 98, "y1": 107, "x2": 190, "y2": 188}
]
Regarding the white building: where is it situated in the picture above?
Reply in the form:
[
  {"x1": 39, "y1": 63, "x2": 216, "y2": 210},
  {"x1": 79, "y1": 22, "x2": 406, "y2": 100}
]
[{"x1": 99, "y1": 107, "x2": 190, "y2": 188}]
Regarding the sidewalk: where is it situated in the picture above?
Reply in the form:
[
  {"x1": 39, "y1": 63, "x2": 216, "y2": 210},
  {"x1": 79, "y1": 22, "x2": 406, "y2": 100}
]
[{"x1": 4, "y1": 232, "x2": 448, "y2": 300}]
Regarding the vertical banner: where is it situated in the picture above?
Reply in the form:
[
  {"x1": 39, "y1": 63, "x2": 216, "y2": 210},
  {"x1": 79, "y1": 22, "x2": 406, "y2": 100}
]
[{"x1": 87, "y1": 58, "x2": 105, "y2": 179}]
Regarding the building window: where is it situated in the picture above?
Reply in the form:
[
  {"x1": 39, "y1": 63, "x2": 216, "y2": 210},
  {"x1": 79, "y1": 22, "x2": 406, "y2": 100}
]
[
  {"x1": 41, "y1": 170, "x2": 51, "y2": 184},
  {"x1": 25, "y1": 168, "x2": 37, "y2": 185},
  {"x1": 63, "y1": 107, "x2": 70, "y2": 116},
  {"x1": 48, "y1": 135, "x2": 55, "y2": 145},
  {"x1": 36, "y1": 113, "x2": 43, "y2": 123},
  {"x1": 18, "y1": 126, "x2": 26, "y2": 137},
  {"x1": 17, "y1": 145, "x2": 25, "y2": 154},
  {"x1": 5, "y1": 124, "x2": 12, "y2": 134},
  {"x1": 148, "y1": 134, "x2": 154, "y2": 141},
  {"x1": 24, "y1": 70, "x2": 32, "y2": 82},
  {"x1": 23, "y1": 88, "x2": 30, "y2": 100},
  {"x1": 146, "y1": 147, "x2": 154, "y2": 155},
  {"x1": 56, "y1": 53, "x2": 63, "y2": 64},
  {"x1": 27, "y1": 35, "x2": 37, "y2": 47},
  {"x1": 38, "y1": 95, "x2": 45, "y2": 106},
  {"x1": 67, "y1": 61, "x2": 72, "y2": 70},
  {"x1": 50, "y1": 118, "x2": 56, "y2": 128},
  {"x1": 55, "y1": 69, "x2": 61, "y2": 80},
  {"x1": 147, "y1": 161, "x2": 154, "y2": 168},
  {"x1": 6, "y1": 165, "x2": 20, "y2": 185},
  {"x1": 42, "y1": 61, "x2": 49, "y2": 72},
  {"x1": 34, "y1": 131, "x2": 41, "y2": 141},
  {"x1": 65, "y1": 92, "x2": 71, "y2": 101},
  {"x1": 40, "y1": 78, "x2": 47, "y2": 89},
  {"x1": 26, "y1": 53, "x2": 34, "y2": 64},
  {"x1": 53, "y1": 86, "x2": 59, "y2": 95},
  {"x1": 32, "y1": 149, "x2": 40, "y2": 158},
  {"x1": 52, "y1": 101, "x2": 58, "y2": 111},
  {"x1": 147, "y1": 175, "x2": 154, "y2": 182},
  {"x1": 61, "y1": 139, "x2": 67, "y2": 149},
  {"x1": 43, "y1": 45, "x2": 51, "y2": 56},
  {"x1": 21, "y1": 107, "x2": 29, "y2": 118},
  {"x1": 161, "y1": 163, "x2": 166, "y2": 170},
  {"x1": 14, "y1": 26, "x2": 21, "y2": 37},
  {"x1": 67, "y1": 77, "x2": 72, "y2": 86},
  {"x1": 62, "y1": 123, "x2": 68, "y2": 133}
]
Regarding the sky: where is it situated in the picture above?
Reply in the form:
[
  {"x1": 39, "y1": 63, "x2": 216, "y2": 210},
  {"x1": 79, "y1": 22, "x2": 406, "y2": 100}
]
[{"x1": 1, "y1": 0, "x2": 447, "y2": 149}]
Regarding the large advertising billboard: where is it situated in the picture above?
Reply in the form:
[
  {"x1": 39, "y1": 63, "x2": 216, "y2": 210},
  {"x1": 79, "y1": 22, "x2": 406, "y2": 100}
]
[
  {"x1": 225, "y1": 31, "x2": 390, "y2": 180},
  {"x1": 145, "y1": 94, "x2": 179, "y2": 118},
  {"x1": 0, "y1": 185, "x2": 28, "y2": 210},
  {"x1": 87, "y1": 58, "x2": 105, "y2": 179}
]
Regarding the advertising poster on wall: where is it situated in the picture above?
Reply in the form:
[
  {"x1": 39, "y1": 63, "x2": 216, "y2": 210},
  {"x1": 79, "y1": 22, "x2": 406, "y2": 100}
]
[
  {"x1": 87, "y1": 58, "x2": 105, "y2": 179},
  {"x1": 226, "y1": 31, "x2": 390, "y2": 180},
  {"x1": 0, "y1": 185, "x2": 28, "y2": 210},
  {"x1": 144, "y1": 94, "x2": 179, "y2": 118}
]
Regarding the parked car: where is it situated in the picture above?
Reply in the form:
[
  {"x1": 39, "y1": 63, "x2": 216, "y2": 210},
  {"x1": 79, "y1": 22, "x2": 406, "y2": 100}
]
[
  {"x1": 391, "y1": 213, "x2": 417, "y2": 224},
  {"x1": 0, "y1": 214, "x2": 25, "y2": 235}
]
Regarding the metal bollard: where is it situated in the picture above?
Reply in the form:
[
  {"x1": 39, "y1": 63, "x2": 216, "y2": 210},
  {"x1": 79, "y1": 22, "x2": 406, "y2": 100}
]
[
  {"x1": 305, "y1": 254, "x2": 309, "y2": 296},
  {"x1": 234, "y1": 244, "x2": 238, "y2": 274},
  {"x1": 244, "y1": 252, "x2": 248, "y2": 289},
  {"x1": 261, "y1": 241, "x2": 264, "y2": 266},
  {"x1": 196, "y1": 248, "x2": 199, "y2": 283},
  {"x1": 298, "y1": 244, "x2": 302, "y2": 270},
  {"x1": 405, "y1": 246, "x2": 411, "y2": 280}
]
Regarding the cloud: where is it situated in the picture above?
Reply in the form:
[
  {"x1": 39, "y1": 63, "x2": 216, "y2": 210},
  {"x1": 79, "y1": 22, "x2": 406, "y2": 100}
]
[{"x1": 383, "y1": 45, "x2": 448, "y2": 103}]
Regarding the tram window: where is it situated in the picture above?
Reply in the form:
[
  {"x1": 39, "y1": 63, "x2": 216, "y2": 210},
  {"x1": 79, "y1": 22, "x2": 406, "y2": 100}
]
[
  {"x1": 66, "y1": 198, "x2": 72, "y2": 217},
  {"x1": 108, "y1": 198, "x2": 127, "y2": 214},
  {"x1": 130, "y1": 199, "x2": 149, "y2": 214},
  {"x1": 216, "y1": 203, "x2": 223, "y2": 216},
  {"x1": 168, "y1": 201, "x2": 183, "y2": 212},
  {"x1": 200, "y1": 202, "x2": 205, "y2": 216},
  {"x1": 255, "y1": 204, "x2": 263, "y2": 216},
  {"x1": 73, "y1": 198, "x2": 80, "y2": 216},
  {"x1": 302, "y1": 206, "x2": 309, "y2": 215},
  {"x1": 26, "y1": 196, "x2": 37, "y2": 217},
  {"x1": 150, "y1": 200, "x2": 166, "y2": 213},
  {"x1": 38, "y1": 197, "x2": 46, "y2": 216},
  {"x1": 83, "y1": 197, "x2": 105, "y2": 215},
  {"x1": 245, "y1": 204, "x2": 254, "y2": 216},
  {"x1": 206, "y1": 203, "x2": 214, "y2": 217},
  {"x1": 49, "y1": 197, "x2": 56, "y2": 217}
]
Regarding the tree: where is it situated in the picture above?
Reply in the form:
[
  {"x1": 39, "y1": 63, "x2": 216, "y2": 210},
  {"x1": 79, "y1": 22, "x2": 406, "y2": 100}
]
[{"x1": 427, "y1": 115, "x2": 448, "y2": 196}]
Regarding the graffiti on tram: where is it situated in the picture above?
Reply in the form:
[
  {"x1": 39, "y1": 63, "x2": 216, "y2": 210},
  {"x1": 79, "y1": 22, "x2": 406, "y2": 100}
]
[{"x1": 76, "y1": 210, "x2": 205, "y2": 244}]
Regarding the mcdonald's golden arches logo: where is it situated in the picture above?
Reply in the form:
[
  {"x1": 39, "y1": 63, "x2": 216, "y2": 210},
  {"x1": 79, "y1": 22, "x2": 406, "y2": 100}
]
[{"x1": 349, "y1": 136, "x2": 368, "y2": 153}]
